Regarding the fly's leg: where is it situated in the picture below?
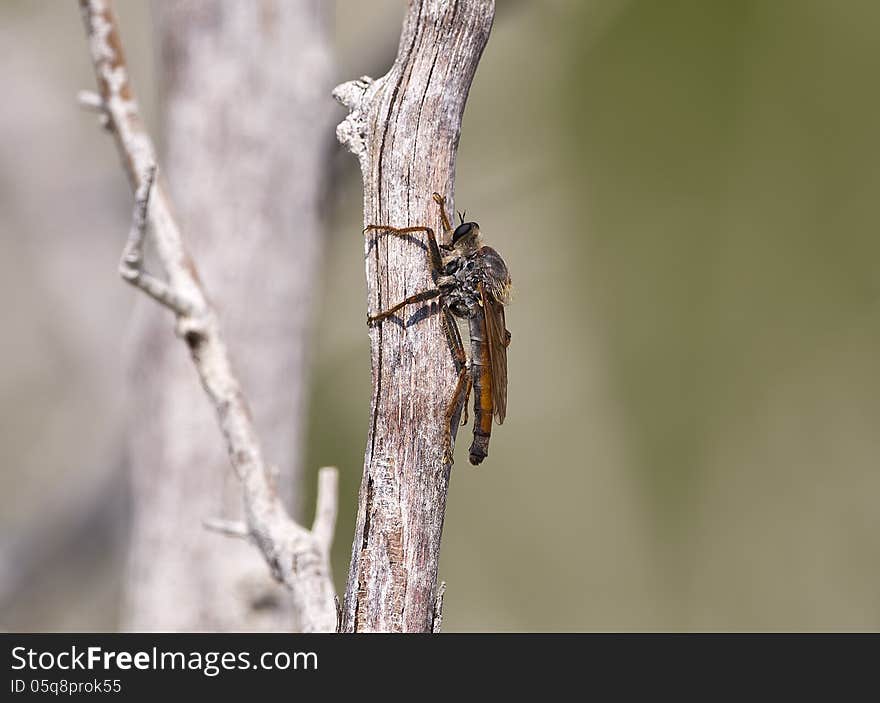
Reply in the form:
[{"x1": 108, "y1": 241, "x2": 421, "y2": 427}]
[
  {"x1": 364, "y1": 224, "x2": 443, "y2": 272},
  {"x1": 440, "y1": 306, "x2": 472, "y2": 464},
  {"x1": 439, "y1": 306, "x2": 471, "y2": 426},
  {"x1": 432, "y1": 192, "x2": 453, "y2": 234},
  {"x1": 461, "y1": 373, "x2": 473, "y2": 426},
  {"x1": 363, "y1": 192, "x2": 454, "y2": 291},
  {"x1": 446, "y1": 367, "x2": 473, "y2": 428},
  {"x1": 443, "y1": 366, "x2": 470, "y2": 464},
  {"x1": 367, "y1": 288, "x2": 440, "y2": 325}
]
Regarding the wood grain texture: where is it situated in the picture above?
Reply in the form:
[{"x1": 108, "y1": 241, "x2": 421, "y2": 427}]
[{"x1": 334, "y1": 0, "x2": 495, "y2": 633}]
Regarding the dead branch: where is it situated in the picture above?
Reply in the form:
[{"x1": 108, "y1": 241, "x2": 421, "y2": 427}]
[
  {"x1": 334, "y1": 0, "x2": 496, "y2": 632},
  {"x1": 78, "y1": 0, "x2": 337, "y2": 633}
]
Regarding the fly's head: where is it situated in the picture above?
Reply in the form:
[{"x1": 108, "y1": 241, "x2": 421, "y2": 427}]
[{"x1": 444, "y1": 220, "x2": 481, "y2": 256}]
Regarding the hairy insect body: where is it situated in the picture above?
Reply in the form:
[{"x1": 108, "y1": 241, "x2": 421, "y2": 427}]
[
  {"x1": 437, "y1": 248, "x2": 502, "y2": 463},
  {"x1": 438, "y1": 254, "x2": 481, "y2": 318},
  {"x1": 364, "y1": 195, "x2": 510, "y2": 465}
]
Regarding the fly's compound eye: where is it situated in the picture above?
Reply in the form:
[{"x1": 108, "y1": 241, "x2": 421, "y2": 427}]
[{"x1": 452, "y1": 222, "x2": 477, "y2": 243}]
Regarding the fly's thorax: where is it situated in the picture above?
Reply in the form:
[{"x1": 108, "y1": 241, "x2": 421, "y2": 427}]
[
  {"x1": 440, "y1": 251, "x2": 463, "y2": 274},
  {"x1": 438, "y1": 251, "x2": 482, "y2": 319}
]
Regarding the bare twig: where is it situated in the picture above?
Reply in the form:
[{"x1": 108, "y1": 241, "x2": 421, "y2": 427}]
[
  {"x1": 202, "y1": 518, "x2": 250, "y2": 540},
  {"x1": 311, "y1": 467, "x2": 339, "y2": 554},
  {"x1": 334, "y1": 0, "x2": 496, "y2": 632},
  {"x1": 118, "y1": 164, "x2": 196, "y2": 314},
  {"x1": 78, "y1": 0, "x2": 337, "y2": 633},
  {"x1": 76, "y1": 89, "x2": 104, "y2": 112},
  {"x1": 432, "y1": 581, "x2": 447, "y2": 633}
]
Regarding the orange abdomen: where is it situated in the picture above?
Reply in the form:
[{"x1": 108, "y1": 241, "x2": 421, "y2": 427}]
[{"x1": 468, "y1": 315, "x2": 493, "y2": 465}]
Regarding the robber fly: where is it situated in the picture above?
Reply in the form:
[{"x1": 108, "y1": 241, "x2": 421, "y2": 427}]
[{"x1": 364, "y1": 193, "x2": 511, "y2": 465}]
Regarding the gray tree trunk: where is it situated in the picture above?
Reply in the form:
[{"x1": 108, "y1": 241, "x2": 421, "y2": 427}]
[
  {"x1": 123, "y1": 0, "x2": 332, "y2": 631},
  {"x1": 334, "y1": 0, "x2": 496, "y2": 632}
]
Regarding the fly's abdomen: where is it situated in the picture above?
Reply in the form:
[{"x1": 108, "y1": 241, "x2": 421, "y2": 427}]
[{"x1": 468, "y1": 314, "x2": 493, "y2": 465}]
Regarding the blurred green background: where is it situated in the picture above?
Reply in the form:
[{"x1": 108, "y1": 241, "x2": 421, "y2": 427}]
[{"x1": 2, "y1": 0, "x2": 879, "y2": 631}]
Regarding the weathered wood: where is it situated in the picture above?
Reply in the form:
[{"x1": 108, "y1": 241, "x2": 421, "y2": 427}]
[{"x1": 334, "y1": 0, "x2": 495, "y2": 632}]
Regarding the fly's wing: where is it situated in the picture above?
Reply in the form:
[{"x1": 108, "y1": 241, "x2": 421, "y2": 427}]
[
  {"x1": 477, "y1": 246, "x2": 511, "y2": 424},
  {"x1": 480, "y1": 284, "x2": 509, "y2": 424},
  {"x1": 480, "y1": 285, "x2": 510, "y2": 425},
  {"x1": 478, "y1": 246, "x2": 511, "y2": 305}
]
